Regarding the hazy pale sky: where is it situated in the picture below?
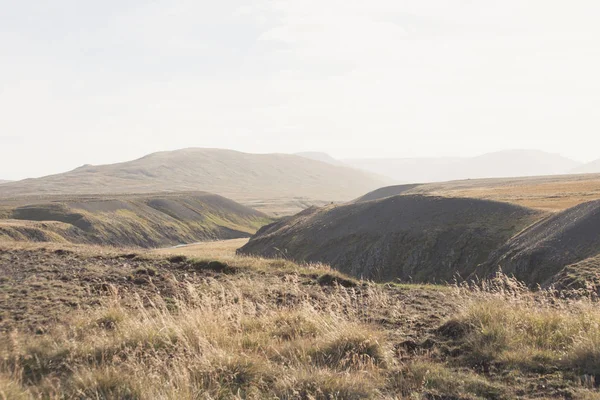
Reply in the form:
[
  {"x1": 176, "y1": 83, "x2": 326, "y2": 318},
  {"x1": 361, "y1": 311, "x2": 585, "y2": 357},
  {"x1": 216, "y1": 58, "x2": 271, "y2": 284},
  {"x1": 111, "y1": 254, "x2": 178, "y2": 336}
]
[{"x1": 1, "y1": 0, "x2": 599, "y2": 179}]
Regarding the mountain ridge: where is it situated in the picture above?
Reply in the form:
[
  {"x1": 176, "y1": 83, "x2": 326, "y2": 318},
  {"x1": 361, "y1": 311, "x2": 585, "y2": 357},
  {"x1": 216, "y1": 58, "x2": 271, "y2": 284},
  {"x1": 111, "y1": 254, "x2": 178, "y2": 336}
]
[{"x1": 0, "y1": 148, "x2": 390, "y2": 211}]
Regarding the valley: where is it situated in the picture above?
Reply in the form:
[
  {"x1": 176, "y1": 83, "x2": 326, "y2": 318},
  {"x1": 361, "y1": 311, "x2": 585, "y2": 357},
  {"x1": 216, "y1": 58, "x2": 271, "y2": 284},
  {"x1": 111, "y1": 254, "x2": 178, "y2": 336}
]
[{"x1": 2, "y1": 148, "x2": 600, "y2": 399}]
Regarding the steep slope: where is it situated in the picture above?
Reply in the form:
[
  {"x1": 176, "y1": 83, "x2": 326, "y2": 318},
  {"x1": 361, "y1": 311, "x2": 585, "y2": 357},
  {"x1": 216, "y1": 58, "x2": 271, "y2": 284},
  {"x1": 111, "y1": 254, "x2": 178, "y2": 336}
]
[
  {"x1": 345, "y1": 150, "x2": 581, "y2": 183},
  {"x1": 0, "y1": 148, "x2": 388, "y2": 204},
  {"x1": 571, "y1": 158, "x2": 600, "y2": 174},
  {"x1": 0, "y1": 192, "x2": 271, "y2": 247},
  {"x1": 239, "y1": 195, "x2": 542, "y2": 283},
  {"x1": 479, "y1": 199, "x2": 600, "y2": 285}
]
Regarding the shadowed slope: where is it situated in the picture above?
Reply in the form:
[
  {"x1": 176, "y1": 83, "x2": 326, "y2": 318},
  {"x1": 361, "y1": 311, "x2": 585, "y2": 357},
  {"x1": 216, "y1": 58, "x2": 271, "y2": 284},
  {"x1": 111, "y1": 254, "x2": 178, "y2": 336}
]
[
  {"x1": 479, "y1": 199, "x2": 600, "y2": 284},
  {"x1": 239, "y1": 195, "x2": 542, "y2": 282}
]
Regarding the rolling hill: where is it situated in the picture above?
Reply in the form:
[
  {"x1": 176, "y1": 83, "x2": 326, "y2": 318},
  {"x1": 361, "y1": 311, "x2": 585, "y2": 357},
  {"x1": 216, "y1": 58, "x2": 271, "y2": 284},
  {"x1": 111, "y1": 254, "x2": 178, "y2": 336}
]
[
  {"x1": 239, "y1": 195, "x2": 542, "y2": 283},
  {"x1": 0, "y1": 192, "x2": 271, "y2": 247},
  {"x1": 345, "y1": 150, "x2": 581, "y2": 183},
  {"x1": 0, "y1": 180, "x2": 10, "y2": 185},
  {"x1": 0, "y1": 149, "x2": 389, "y2": 214}
]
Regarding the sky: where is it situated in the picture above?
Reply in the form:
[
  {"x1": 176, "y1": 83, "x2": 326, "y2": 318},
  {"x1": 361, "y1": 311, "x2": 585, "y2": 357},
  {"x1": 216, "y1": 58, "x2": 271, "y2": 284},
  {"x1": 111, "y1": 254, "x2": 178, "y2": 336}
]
[{"x1": 1, "y1": 0, "x2": 599, "y2": 180}]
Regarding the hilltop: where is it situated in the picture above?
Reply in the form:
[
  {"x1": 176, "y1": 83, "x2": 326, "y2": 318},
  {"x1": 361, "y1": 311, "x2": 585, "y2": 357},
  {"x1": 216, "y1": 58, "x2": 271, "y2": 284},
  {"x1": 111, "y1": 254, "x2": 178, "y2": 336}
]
[
  {"x1": 239, "y1": 195, "x2": 542, "y2": 282},
  {"x1": 345, "y1": 150, "x2": 581, "y2": 183},
  {"x1": 0, "y1": 148, "x2": 388, "y2": 214},
  {"x1": 354, "y1": 172, "x2": 600, "y2": 211},
  {"x1": 0, "y1": 192, "x2": 271, "y2": 247}
]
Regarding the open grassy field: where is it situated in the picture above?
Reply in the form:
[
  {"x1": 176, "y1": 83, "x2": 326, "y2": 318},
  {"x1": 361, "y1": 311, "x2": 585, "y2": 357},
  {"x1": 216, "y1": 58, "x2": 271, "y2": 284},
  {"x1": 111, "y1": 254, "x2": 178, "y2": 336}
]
[
  {"x1": 1, "y1": 240, "x2": 599, "y2": 399},
  {"x1": 151, "y1": 238, "x2": 249, "y2": 259},
  {"x1": 359, "y1": 173, "x2": 600, "y2": 212},
  {"x1": 411, "y1": 173, "x2": 600, "y2": 212}
]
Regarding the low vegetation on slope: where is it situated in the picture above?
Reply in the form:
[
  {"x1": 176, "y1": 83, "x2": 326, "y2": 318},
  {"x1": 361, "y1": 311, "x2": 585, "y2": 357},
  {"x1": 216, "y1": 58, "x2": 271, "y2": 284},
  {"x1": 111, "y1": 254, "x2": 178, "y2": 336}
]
[
  {"x1": 480, "y1": 199, "x2": 600, "y2": 285},
  {"x1": 1, "y1": 243, "x2": 599, "y2": 399},
  {"x1": 550, "y1": 254, "x2": 600, "y2": 294},
  {"x1": 0, "y1": 192, "x2": 271, "y2": 247},
  {"x1": 240, "y1": 195, "x2": 542, "y2": 283}
]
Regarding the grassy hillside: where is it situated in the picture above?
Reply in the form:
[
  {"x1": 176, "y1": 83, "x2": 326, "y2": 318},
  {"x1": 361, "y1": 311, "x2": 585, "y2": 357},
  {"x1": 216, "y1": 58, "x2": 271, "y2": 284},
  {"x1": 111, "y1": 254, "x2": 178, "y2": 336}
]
[
  {"x1": 357, "y1": 173, "x2": 600, "y2": 211},
  {"x1": 240, "y1": 195, "x2": 542, "y2": 282},
  {"x1": 479, "y1": 199, "x2": 600, "y2": 285},
  {"x1": 1, "y1": 242, "x2": 598, "y2": 399},
  {"x1": 0, "y1": 149, "x2": 389, "y2": 214},
  {"x1": 0, "y1": 192, "x2": 271, "y2": 248}
]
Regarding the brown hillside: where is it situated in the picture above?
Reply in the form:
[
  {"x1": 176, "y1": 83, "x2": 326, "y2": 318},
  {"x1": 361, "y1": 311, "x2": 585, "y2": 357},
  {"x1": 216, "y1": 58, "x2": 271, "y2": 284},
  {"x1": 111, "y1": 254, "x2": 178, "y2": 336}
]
[
  {"x1": 0, "y1": 149, "x2": 389, "y2": 210},
  {"x1": 239, "y1": 195, "x2": 542, "y2": 282}
]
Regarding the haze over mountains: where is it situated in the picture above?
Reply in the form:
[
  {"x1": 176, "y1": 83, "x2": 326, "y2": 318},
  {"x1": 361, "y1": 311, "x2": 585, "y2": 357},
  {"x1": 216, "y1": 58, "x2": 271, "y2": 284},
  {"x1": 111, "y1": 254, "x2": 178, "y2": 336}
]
[
  {"x1": 342, "y1": 150, "x2": 584, "y2": 183},
  {"x1": 294, "y1": 152, "x2": 346, "y2": 166},
  {"x1": 571, "y1": 158, "x2": 600, "y2": 174},
  {"x1": 0, "y1": 149, "x2": 388, "y2": 208}
]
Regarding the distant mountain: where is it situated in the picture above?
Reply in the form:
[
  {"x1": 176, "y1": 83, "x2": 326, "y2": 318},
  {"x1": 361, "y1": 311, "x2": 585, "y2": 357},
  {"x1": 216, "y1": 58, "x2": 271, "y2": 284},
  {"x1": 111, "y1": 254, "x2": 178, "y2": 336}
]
[
  {"x1": 295, "y1": 152, "x2": 345, "y2": 166},
  {"x1": 0, "y1": 148, "x2": 389, "y2": 205},
  {"x1": 571, "y1": 159, "x2": 600, "y2": 174},
  {"x1": 345, "y1": 150, "x2": 582, "y2": 183},
  {"x1": 0, "y1": 180, "x2": 11, "y2": 185}
]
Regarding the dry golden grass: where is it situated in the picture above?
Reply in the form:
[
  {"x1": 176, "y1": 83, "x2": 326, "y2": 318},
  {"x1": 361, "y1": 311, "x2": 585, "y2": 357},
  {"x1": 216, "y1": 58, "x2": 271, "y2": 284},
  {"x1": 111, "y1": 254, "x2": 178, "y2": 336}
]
[
  {"x1": 1, "y1": 242, "x2": 600, "y2": 399},
  {"x1": 151, "y1": 238, "x2": 249, "y2": 260},
  {"x1": 413, "y1": 174, "x2": 600, "y2": 211}
]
